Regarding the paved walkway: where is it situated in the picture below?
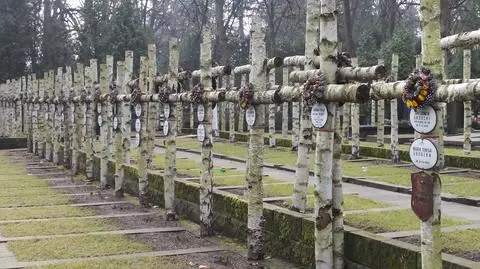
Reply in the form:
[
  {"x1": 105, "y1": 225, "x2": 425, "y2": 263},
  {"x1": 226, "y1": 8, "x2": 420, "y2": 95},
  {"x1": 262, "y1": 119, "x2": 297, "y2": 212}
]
[{"x1": 156, "y1": 147, "x2": 480, "y2": 223}]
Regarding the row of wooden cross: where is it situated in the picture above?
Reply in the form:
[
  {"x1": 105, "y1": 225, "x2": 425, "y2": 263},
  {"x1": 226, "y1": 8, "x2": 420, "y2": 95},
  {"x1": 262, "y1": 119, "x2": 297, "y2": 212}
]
[{"x1": 1, "y1": 0, "x2": 480, "y2": 268}]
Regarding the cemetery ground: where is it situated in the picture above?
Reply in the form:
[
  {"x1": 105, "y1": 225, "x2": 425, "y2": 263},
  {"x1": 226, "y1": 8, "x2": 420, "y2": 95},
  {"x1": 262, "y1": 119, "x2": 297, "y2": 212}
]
[
  {"x1": 147, "y1": 134, "x2": 480, "y2": 263},
  {"x1": 0, "y1": 150, "x2": 297, "y2": 269},
  {"x1": 1, "y1": 133, "x2": 480, "y2": 268}
]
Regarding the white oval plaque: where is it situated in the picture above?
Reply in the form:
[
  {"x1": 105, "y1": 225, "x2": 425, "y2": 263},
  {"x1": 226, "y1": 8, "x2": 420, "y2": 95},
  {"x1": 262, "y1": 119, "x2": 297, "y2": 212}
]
[
  {"x1": 133, "y1": 133, "x2": 140, "y2": 148},
  {"x1": 97, "y1": 104, "x2": 102, "y2": 113},
  {"x1": 163, "y1": 120, "x2": 169, "y2": 136},
  {"x1": 164, "y1": 104, "x2": 171, "y2": 118},
  {"x1": 409, "y1": 139, "x2": 438, "y2": 170},
  {"x1": 311, "y1": 103, "x2": 328, "y2": 128},
  {"x1": 409, "y1": 105, "x2": 436, "y2": 134},
  {"x1": 45, "y1": 112, "x2": 49, "y2": 120},
  {"x1": 197, "y1": 104, "x2": 205, "y2": 122},
  {"x1": 246, "y1": 107, "x2": 256, "y2": 126},
  {"x1": 135, "y1": 104, "x2": 142, "y2": 117},
  {"x1": 113, "y1": 117, "x2": 118, "y2": 130},
  {"x1": 135, "y1": 119, "x2": 141, "y2": 132},
  {"x1": 197, "y1": 124, "x2": 206, "y2": 142},
  {"x1": 97, "y1": 115, "x2": 103, "y2": 126}
]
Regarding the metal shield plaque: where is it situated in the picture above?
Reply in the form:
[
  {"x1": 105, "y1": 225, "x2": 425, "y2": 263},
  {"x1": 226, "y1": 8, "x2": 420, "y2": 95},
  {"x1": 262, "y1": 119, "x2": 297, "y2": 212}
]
[
  {"x1": 411, "y1": 171, "x2": 436, "y2": 222},
  {"x1": 97, "y1": 115, "x2": 103, "y2": 126}
]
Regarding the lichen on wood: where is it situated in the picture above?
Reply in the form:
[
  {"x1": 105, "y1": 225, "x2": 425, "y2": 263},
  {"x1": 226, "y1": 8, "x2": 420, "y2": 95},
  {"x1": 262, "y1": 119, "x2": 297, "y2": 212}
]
[
  {"x1": 463, "y1": 49, "x2": 471, "y2": 155},
  {"x1": 137, "y1": 56, "x2": 151, "y2": 207}
]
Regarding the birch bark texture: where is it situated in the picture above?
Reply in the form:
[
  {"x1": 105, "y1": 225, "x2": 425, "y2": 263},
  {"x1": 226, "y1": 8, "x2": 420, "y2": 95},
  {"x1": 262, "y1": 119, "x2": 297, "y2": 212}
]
[
  {"x1": 419, "y1": 0, "x2": 444, "y2": 267},
  {"x1": 114, "y1": 61, "x2": 125, "y2": 197},
  {"x1": 246, "y1": 17, "x2": 266, "y2": 260},
  {"x1": 100, "y1": 62, "x2": 109, "y2": 189},
  {"x1": 350, "y1": 57, "x2": 360, "y2": 159},
  {"x1": 390, "y1": 54, "x2": 400, "y2": 162},
  {"x1": 332, "y1": 105, "x2": 344, "y2": 269},
  {"x1": 199, "y1": 27, "x2": 215, "y2": 237},
  {"x1": 282, "y1": 67, "x2": 289, "y2": 138},
  {"x1": 463, "y1": 49, "x2": 471, "y2": 155},
  {"x1": 53, "y1": 68, "x2": 62, "y2": 164},
  {"x1": 268, "y1": 69, "x2": 276, "y2": 147},
  {"x1": 137, "y1": 56, "x2": 151, "y2": 207},
  {"x1": 314, "y1": 0, "x2": 338, "y2": 267},
  {"x1": 291, "y1": 0, "x2": 318, "y2": 213},
  {"x1": 376, "y1": 59, "x2": 385, "y2": 148},
  {"x1": 165, "y1": 39, "x2": 179, "y2": 220},
  {"x1": 291, "y1": 67, "x2": 301, "y2": 150},
  {"x1": 63, "y1": 67, "x2": 72, "y2": 168}
]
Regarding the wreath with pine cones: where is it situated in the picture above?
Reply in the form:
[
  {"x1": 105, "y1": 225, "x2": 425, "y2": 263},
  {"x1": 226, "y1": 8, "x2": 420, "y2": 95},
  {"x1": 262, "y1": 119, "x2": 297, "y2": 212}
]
[{"x1": 403, "y1": 67, "x2": 437, "y2": 110}]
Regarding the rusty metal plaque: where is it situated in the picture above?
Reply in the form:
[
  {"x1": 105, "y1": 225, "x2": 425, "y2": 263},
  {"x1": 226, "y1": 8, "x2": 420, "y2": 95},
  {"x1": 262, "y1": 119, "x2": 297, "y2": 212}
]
[{"x1": 411, "y1": 172, "x2": 435, "y2": 222}]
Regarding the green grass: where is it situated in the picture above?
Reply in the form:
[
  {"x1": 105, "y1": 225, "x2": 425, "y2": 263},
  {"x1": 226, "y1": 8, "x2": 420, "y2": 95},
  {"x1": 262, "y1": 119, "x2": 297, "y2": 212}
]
[
  {"x1": 31, "y1": 257, "x2": 192, "y2": 269},
  {"x1": 284, "y1": 194, "x2": 390, "y2": 211},
  {"x1": 0, "y1": 179, "x2": 50, "y2": 188},
  {"x1": 442, "y1": 229, "x2": 480, "y2": 253},
  {"x1": 0, "y1": 206, "x2": 97, "y2": 221},
  {"x1": 9, "y1": 235, "x2": 152, "y2": 261},
  {"x1": 345, "y1": 209, "x2": 468, "y2": 233},
  {"x1": 0, "y1": 218, "x2": 118, "y2": 237},
  {"x1": 0, "y1": 187, "x2": 59, "y2": 197},
  {"x1": 0, "y1": 194, "x2": 71, "y2": 207}
]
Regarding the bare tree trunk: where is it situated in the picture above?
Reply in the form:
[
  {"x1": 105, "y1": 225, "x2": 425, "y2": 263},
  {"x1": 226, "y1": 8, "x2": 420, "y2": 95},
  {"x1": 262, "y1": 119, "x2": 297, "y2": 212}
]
[
  {"x1": 342, "y1": 104, "x2": 350, "y2": 140},
  {"x1": 314, "y1": 1, "x2": 338, "y2": 267},
  {"x1": 247, "y1": 17, "x2": 266, "y2": 260},
  {"x1": 238, "y1": 74, "x2": 246, "y2": 132},
  {"x1": 414, "y1": 55, "x2": 422, "y2": 140},
  {"x1": 376, "y1": 59, "x2": 385, "y2": 148},
  {"x1": 292, "y1": 0, "x2": 318, "y2": 213},
  {"x1": 291, "y1": 67, "x2": 301, "y2": 150},
  {"x1": 390, "y1": 54, "x2": 400, "y2": 162},
  {"x1": 63, "y1": 67, "x2": 72, "y2": 167},
  {"x1": 72, "y1": 64, "x2": 84, "y2": 174},
  {"x1": 53, "y1": 68, "x2": 62, "y2": 165},
  {"x1": 165, "y1": 40, "x2": 178, "y2": 220},
  {"x1": 420, "y1": 0, "x2": 444, "y2": 267},
  {"x1": 114, "y1": 61, "x2": 125, "y2": 197},
  {"x1": 268, "y1": 69, "x2": 276, "y2": 147},
  {"x1": 332, "y1": 105, "x2": 344, "y2": 269},
  {"x1": 370, "y1": 100, "x2": 376, "y2": 125},
  {"x1": 350, "y1": 58, "x2": 360, "y2": 159},
  {"x1": 85, "y1": 60, "x2": 98, "y2": 181},
  {"x1": 99, "y1": 62, "x2": 109, "y2": 189},
  {"x1": 282, "y1": 67, "x2": 289, "y2": 138},
  {"x1": 45, "y1": 71, "x2": 54, "y2": 162},
  {"x1": 137, "y1": 56, "x2": 150, "y2": 207},
  {"x1": 226, "y1": 75, "x2": 235, "y2": 142},
  {"x1": 200, "y1": 27, "x2": 215, "y2": 237},
  {"x1": 463, "y1": 49, "x2": 471, "y2": 155}
]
